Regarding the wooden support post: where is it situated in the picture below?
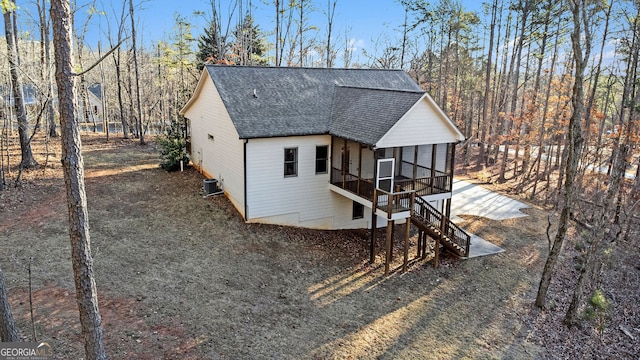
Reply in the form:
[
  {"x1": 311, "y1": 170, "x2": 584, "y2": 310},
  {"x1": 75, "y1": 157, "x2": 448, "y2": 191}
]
[
  {"x1": 422, "y1": 232, "x2": 427, "y2": 259},
  {"x1": 417, "y1": 229, "x2": 422, "y2": 258},
  {"x1": 413, "y1": 145, "x2": 419, "y2": 191},
  {"x1": 434, "y1": 236, "x2": 440, "y2": 268},
  {"x1": 403, "y1": 219, "x2": 410, "y2": 272},
  {"x1": 402, "y1": 193, "x2": 414, "y2": 272},
  {"x1": 430, "y1": 144, "x2": 437, "y2": 194},
  {"x1": 384, "y1": 219, "x2": 393, "y2": 275},
  {"x1": 357, "y1": 144, "x2": 362, "y2": 195},
  {"x1": 390, "y1": 221, "x2": 395, "y2": 261},
  {"x1": 435, "y1": 212, "x2": 445, "y2": 269},
  {"x1": 342, "y1": 138, "x2": 348, "y2": 187},
  {"x1": 370, "y1": 189, "x2": 378, "y2": 264}
]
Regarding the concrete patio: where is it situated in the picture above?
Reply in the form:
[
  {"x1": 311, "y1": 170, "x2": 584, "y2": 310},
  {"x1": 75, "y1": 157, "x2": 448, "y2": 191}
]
[{"x1": 450, "y1": 179, "x2": 530, "y2": 258}]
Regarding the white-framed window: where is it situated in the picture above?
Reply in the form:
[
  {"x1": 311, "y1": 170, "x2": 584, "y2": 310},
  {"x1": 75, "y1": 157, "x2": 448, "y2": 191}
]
[
  {"x1": 315, "y1": 145, "x2": 328, "y2": 174},
  {"x1": 284, "y1": 147, "x2": 298, "y2": 177}
]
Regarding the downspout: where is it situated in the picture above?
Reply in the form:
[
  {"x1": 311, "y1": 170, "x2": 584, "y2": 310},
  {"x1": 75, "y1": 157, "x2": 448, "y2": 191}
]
[{"x1": 244, "y1": 139, "x2": 249, "y2": 221}]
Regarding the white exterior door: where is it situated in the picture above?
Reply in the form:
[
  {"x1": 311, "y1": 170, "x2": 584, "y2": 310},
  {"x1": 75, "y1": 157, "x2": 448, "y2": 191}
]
[{"x1": 376, "y1": 158, "x2": 395, "y2": 192}]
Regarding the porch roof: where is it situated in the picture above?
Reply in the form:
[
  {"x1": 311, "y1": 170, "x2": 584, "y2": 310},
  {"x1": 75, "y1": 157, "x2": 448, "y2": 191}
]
[{"x1": 329, "y1": 86, "x2": 425, "y2": 146}]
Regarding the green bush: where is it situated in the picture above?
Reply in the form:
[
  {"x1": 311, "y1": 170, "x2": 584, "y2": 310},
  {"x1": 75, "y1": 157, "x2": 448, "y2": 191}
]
[
  {"x1": 585, "y1": 289, "x2": 610, "y2": 333},
  {"x1": 157, "y1": 135, "x2": 189, "y2": 171}
]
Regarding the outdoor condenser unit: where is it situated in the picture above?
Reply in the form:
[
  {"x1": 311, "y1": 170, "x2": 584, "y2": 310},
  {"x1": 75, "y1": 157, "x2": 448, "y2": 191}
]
[{"x1": 203, "y1": 179, "x2": 219, "y2": 195}]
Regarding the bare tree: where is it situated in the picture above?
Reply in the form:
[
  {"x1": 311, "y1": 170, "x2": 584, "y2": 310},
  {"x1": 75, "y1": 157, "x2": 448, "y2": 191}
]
[
  {"x1": 535, "y1": 0, "x2": 589, "y2": 309},
  {"x1": 50, "y1": 0, "x2": 106, "y2": 358},
  {"x1": 129, "y1": 0, "x2": 144, "y2": 145},
  {"x1": 37, "y1": 0, "x2": 58, "y2": 138},
  {"x1": 325, "y1": 0, "x2": 337, "y2": 67},
  {"x1": 3, "y1": 0, "x2": 38, "y2": 169}
]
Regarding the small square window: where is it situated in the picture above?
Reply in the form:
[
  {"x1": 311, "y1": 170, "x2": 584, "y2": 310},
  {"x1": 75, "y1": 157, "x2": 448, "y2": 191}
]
[
  {"x1": 315, "y1": 145, "x2": 328, "y2": 174},
  {"x1": 352, "y1": 201, "x2": 364, "y2": 220},
  {"x1": 284, "y1": 147, "x2": 298, "y2": 177}
]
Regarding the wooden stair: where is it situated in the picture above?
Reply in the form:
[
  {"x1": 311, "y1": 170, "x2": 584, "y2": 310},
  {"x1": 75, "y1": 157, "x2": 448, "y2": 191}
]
[{"x1": 411, "y1": 197, "x2": 470, "y2": 258}]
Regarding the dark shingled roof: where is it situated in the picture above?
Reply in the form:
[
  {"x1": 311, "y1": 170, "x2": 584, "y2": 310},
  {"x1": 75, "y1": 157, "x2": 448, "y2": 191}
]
[
  {"x1": 329, "y1": 86, "x2": 424, "y2": 146},
  {"x1": 205, "y1": 65, "x2": 424, "y2": 141},
  {"x1": 88, "y1": 83, "x2": 102, "y2": 100}
]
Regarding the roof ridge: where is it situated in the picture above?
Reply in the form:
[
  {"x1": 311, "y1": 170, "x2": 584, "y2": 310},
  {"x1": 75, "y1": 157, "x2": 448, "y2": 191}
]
[
  {"x1": 205, "y1": 64, "x2": 407, "y2": 72},
  {"x1": 335, "y1": 85, "x2": 425, "y2": 94}
]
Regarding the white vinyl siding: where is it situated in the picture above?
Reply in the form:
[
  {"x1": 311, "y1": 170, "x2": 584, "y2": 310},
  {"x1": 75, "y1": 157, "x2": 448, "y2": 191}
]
[
  {"x1": 183, "y1": 73, "x2": 245, "y2": 216},
  {"x1": 376, "y1": 97, "x2": 463, "y2": 148},
  {"x1": 245, "y1": 136, "x2": 371, "y2": 229}
]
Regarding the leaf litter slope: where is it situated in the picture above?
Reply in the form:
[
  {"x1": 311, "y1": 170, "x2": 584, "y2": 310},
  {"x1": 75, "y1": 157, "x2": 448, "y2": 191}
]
[{"x1": 2, "y1": 134, "x2": 603, "y2": 359}]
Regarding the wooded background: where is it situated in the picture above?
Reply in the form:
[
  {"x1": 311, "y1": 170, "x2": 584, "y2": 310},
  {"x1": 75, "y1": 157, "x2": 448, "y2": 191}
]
[{"x1": 1, "y1": 0, "x2": 639, "y2": 347}]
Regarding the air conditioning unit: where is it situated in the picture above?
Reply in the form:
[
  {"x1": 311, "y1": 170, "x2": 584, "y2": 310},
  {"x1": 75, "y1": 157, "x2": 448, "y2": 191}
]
[{"x1": 203, "y1": 179, "x2": 219, "y2": 195}]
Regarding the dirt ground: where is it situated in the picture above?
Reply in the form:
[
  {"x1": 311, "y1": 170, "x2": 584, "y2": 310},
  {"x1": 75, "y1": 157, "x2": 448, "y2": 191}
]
[{"x1": 1, "y1": 134, "x2": 638, "y2": 359}]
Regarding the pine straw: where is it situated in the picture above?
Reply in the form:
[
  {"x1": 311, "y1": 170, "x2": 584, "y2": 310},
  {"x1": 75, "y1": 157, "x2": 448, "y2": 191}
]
[{"x1": 1, "y1": 134, "x2": 637, "y2": 359}]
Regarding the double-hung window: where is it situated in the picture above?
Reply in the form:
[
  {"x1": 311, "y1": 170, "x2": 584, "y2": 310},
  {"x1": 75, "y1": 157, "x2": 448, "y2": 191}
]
[
  {"x1": 315, "y1": 146, "x2": 328, "y2": 174},
  {"x1": 284, "y1": 148, "x2": 298, "y2": 177}
]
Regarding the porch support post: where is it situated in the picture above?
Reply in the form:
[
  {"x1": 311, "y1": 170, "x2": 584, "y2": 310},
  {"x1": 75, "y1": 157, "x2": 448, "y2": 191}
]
[
  {"x1": 430, "y1": 144, "x2": 437, "y2": 195},
  {"x1": 342, "y1": 138, "x2": 348, "y2": 188},
  {"x1": 370, "y1": 148, "x2": 379, "y2": 264},
  {"x1": 384, "y1": 218, "x2": 394, "y2": 275},
  {"x1": 422, "y1": 231, "x2": 428, "y2": 259},
  {"x1": 370, "y1": 189, "x2": 378, "y2": 264},
  {"x1": 392, "y1": 147, "x2": 397, "y2": 191},
  {"x1": 448, "y1": 143, "x2": 456, "y2": 192},
  {"x1": 413, "y1": 145, "x2": 418, "y2": 191},
  {"x1": 402, "y1": 193, "x2": 414, "y2": 272},
  {"x1": 357, "y1": 144, "x2": 362, "y2": 195}
]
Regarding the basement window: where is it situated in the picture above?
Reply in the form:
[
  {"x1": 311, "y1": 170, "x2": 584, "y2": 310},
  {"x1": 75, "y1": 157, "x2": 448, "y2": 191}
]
[
  {"x1": 352, "y1": 202, "x2": 364, "y2": 220},
  {"x1": 284, "y1": 147, "x2": 298, "y2": 177}
]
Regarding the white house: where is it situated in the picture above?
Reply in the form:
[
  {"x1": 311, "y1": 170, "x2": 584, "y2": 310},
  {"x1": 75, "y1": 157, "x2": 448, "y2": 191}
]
[
  {"x1": 86, "y1": 83, "x2": 103, "y2": 124},
  {"x1": 180, "y1": 65, "x2": 469, "y2": 271}
]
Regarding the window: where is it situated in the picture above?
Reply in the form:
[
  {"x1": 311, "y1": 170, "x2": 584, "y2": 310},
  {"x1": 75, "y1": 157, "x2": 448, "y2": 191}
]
[
  {"x1": 352, "y1": 201, "x2": 364, "y2": 219},
  {"x1": 284, "y1": 148, "x2": 298, "y2": 177},
  {"x1": 315, "y1": 146, "x2": 328, "y2": 174}
]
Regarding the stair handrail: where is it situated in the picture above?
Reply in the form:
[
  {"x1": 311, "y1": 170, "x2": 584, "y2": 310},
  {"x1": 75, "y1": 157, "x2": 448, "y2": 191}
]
[{"x1": 413, "y1": 196, "x2": 471, "y2": 256}]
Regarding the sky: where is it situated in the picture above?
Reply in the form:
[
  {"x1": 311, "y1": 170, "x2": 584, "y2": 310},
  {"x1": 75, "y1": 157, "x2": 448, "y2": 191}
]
[{"x1": 7, "y1": 0, "x2": 485, "y2": 65}]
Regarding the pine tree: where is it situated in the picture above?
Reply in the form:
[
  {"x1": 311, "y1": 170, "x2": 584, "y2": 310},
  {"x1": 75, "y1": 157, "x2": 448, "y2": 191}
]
[
  {"x1": 197, "y1": 19, "x2": 225, "y2": 69},
  {"x1": 231, "y1": 14, "x2": 268, "y2": 66}
]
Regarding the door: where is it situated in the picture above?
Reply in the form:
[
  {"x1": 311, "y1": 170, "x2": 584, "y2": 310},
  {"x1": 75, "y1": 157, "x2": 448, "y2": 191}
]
[{"x1": 376, "y1": 158, "x2": 395, "y2": 192}]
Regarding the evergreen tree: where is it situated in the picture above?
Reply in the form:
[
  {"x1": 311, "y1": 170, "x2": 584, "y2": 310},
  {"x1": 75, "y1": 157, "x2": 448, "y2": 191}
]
[
  {"x1": 231, "y1": 14, "x2": 268, "y2": 66},
  {"x1": 197, "y1": 19, "x2": 226, "y2": 69}
]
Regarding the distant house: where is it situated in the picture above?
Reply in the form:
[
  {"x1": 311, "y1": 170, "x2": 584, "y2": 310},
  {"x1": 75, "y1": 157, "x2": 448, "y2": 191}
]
[
  {"x1": 180, "y1": 65, "x2": 470, "y2": 270},
  {"x1": 86, "y1": 83, "x2": 103, "y2": 123}
]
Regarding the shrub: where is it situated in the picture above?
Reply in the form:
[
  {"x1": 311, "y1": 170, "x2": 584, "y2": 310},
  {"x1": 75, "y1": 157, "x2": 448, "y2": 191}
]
[
  {"x1": 585, "y1": 289, "x2": 610, "y2": 334},
  {"x1": 157, "y1": 119, "x2": 189, "y2": 172}
]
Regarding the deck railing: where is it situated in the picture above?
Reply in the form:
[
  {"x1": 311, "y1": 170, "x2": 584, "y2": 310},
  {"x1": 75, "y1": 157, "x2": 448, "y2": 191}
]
[
  {"x1": 330, "y1": 167, "x2": 374, "y2": 198},
  {"x1": 395, "y1": 175, "x2": 450, "y2": 197},
  {"x1": 330, "y1": 167, "x2": 451, "y2": 204},
  {"x1": 374, "y1": 188, "x2": 415, "y2": 215}
]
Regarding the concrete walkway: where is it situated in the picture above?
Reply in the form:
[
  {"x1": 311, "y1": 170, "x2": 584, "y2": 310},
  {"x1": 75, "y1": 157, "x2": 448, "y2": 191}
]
[{"x1": 450, "y1": 179, "x2": 530, "y2": 258}]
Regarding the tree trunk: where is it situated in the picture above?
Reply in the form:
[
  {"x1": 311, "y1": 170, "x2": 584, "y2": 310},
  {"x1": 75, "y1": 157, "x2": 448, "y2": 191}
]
[
  {"x1": 50, "y1": 1, "x2": 106, "y2": 359},
  {"x1": 4, "y1": 1, "x2": 38, "y2": 169},
  {"x1": 0, "y1": 265, "x2": 18, "y2": 342},
  {"x1": 478, "y1": 0, "x2": 498, "y2": 167},
  {"x1": 38, "y1": 0, "x2": 58, "y2": 138},
  {"x1": 536, "y1": 0, "x2": 588, "y2": 309},
  {"x1": 130, "y1": 0, "x2": 145, "y2": 145}
]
